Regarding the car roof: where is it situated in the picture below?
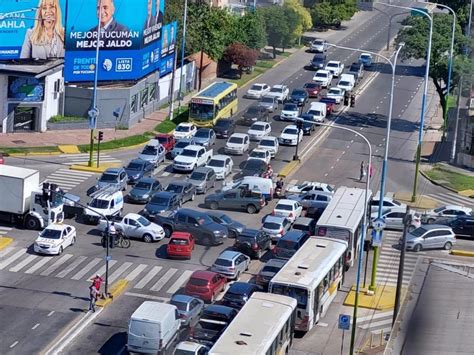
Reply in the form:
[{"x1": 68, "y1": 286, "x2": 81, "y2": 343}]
[
  {"x1": 281, "y1": 230, "x2": 307, "y2": 241},
  {"x1": 178, "y1": 122, "x2": 194, "y2": 127},
  {"x1": 327, "y1": 60, "x2": 341, "y2": 64},
  {"x1": 230, "y1": 133, "x2": 249, "y2": 138},
  {"x1": 272, "y1": 84, "x2": 286, "y2": 89},
  {"x1": 45, "y1": 223, "x2": 69, "y2": 231},
  {"x1": 265, "y1": 258, "x2": 287, "y2": 268},
  {"x1": 104, "y1": 167, "x2": 122, "y2": 174},
  {"x1": 171, "y1": 294, "x2": 196, "y2": 303},
  {"x1": 251, "y1": 83, "x2": 266, "y2": 87},
  {"x1": 168, "y1": 180, "x2": 190, "y2": 187},
  {"x1": 129, "y1": 158, "x2": 147, "y2": 165},
  {"x1": 176, "y1": 341, "x2": 204, "y2": 351},
  {"x1": 276, "y1": 199, "x2": 296, "y2": 207},
  {"x1": 190, "y1": 270, "x2": 218, "y2": 280},
  {"x1": 170, "y1": 231, "x2": 192, "y2": 239},
  {"x1": 193, "y1": 166, "x2": 213, "y2": 173},
  {"x1": 251, "y1": 148, "x2": 269, "y2": 153},
  {"x1": 227, "y1": 281, "x2": 258, "y2": 293},
  {"x1": 153, "y1": 191, "x2": 176, "y2": 199},
  {"x1": 293, "y1": 217, "x2": 314, "y2": 226},
  {"x1": 259, "y1": 136, "x2": 278, "y2": 141},
  {"x1": 218, "y1": 250, "x2": 242, "y2": 260},
  {"x1": 263, "y1": 215, "x2": 288, "y2": 223},
  {"x1": 204, "y1": 304, "x2": 237, "y2": 317},
  {"x1": 239, "y1": 228, "x2": 260, "y2": 237},
  {"x1": 251, "y1": 121, "x2": 268, "y2": 126},
  {"x1": 419, "y1": 224, "x2": 454, "y2": 231},
  {"x1": 211, "y1": 154, "x2": 230, "y2": 160},
  {"x1": 137, "y1": 177, "x2": 158, "y2": 184},
  {"x1": 177, "y1": 208, "x2": 211, "y2": 218},
  {"x1": 438, "y1": 205, "x2": 471, "y2": 211},
  {"x1": 283, "y1": 125, "x2": 298, "y2": 130}
]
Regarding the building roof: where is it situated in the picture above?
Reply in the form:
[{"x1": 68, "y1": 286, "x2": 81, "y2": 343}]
[{"x1": 0, "y1": 59, "x2": 63, "y2": 78}]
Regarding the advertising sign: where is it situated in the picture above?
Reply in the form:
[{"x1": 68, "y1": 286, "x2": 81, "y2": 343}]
[
  {"x1": 159, "y1": 21, "x2": 177, "y2": 77},
  {"x1": 8, "y1": 76, "x2": 44, "y2": 101},
  {"x1": 0, "y1": 0, "x2": 67, "y2": 60},
  {"x1": 64, "y1": 0, "x2": 165, "y2": 82}
]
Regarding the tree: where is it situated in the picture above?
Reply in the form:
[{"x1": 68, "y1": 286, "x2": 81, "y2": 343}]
[
  {"x1": 259, "y1": 6, "x2": 290, "y2": 58},
  {"x1": 284, "y1": 0, "x2": 313, "y2": 35},
  {"x1": 223, "y1": 43, "x2": 258, "y2": 78},
  {"x1": 310, "y1": 0, "x2": 357, "y2": 27},
  {"x1": 237, "y1": 10, "x2": 267, "y2": 50},
  {"x1": 436, "y1": 0, "x2": 472, "y2": 32},
  {"x1": 282, "y1": 7, "x2": 301, "y2": 49}
]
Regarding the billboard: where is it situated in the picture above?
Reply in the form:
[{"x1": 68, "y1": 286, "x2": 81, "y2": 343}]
[
  {"x1": 159, "y1": 21, "x2": 177, "y2": 77},
  {"x1": 0, "y1": 0, "x2": 67, "y2": 60},
  {"x1": 64, "y1": 0, "x2": 164, "y2": 82}
]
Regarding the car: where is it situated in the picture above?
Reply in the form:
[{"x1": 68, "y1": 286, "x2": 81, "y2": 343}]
[
  {"x1": 437, "y1": 216, "x2": 474, "y2": 238},
  {"x1": 305, "y1": 102, "x2": 327, "y2": 123},
  {"x1": 170, "y1": 295, "x2": 204, "y2": 326},
  {"x1": 256, "y1": 258, "x2": 287, "y2": 289},
  {"x1": 326, "y1": 87, "x2": 345, "y2": 104},
  {"x1": 165, "y1": 181, "x2": 196, "y2": 205},
  {"x1": 290, "y1": 88, "x2": 309, "y2": 106},
  {"x1": 124, "y1": 159, "x2": 154, "y2": 185},
  {"x1": 292, "y1": 216, "x2": 317, "y2": 236},
  {"x1": 303, "y1": 82, "x2": 323, "y2": 98},
  {"x1": 96, "y1": 167, "x2": 128, "y2": 191},
  {"x1": 245, "y1": 83, "x2": 270, "y2": 99},
  {"x1": 234, "y1": 228, "x2": 272, "y2": 259},
  {"x1": 312, "y1": 69, "x2": 333, "y2": 88},
  {"x1": 213, "y1": 118, "x2": 235, "y2": 138},
  {"x1": 371, "y1": 208, "x2": 421, "y2": 232},
  {"x1": 247, "y1": 121, "x2": 271, "y2": 141},
  {"x1": 359, "y1": 52, "x2": 373, "y2": 67},
  {"x1": 404, "y1": 225, "x2": 456, "y2": 252},
  {"x1": 172, "y1": 145, "x2": 213, "y2": 172},
  {"x1": 279, "y1": 125, "x2": 303, "y2": 146},
  {"x1": 205, "y1": 188, "x2": 266, "y2": 214},
  {"x1": 273, "y1": 199, "x2": 303, "y2": 223},
  {"x1": 285, "y1": 181, "x2": 335, "y2": 195},
  {"x1": 167, "y1": 232, "x2": 195, "y2": 260},
  {"x1": 421, "y1": 205, "x2": 473, "y2": 223},
  {"x1": 261, "y1": 215, "x2": 292, "y2": 241},
  {"x1": 173, "y1": 123, "x2": 197, "y2": 140},
  {"x1": 175, "y1": 341, "x2": 209, "y2": 355},
  {"x1": 34, "y1": 224, "x2": 76, "y2": 255},
  {"x1": 348, "y1": 62, "x2": 364, "y2": 82},
  {"x1": 99, "y1": 213, "x2": 165, "y2": 243},
  {"x1": 138, "y1": 140, "x2": 166, "y2": 166},
  {"x1": 273, "y1": 230, "x2": 309, "y2": 260},
  {"x1": 287, "y1": 190, "x2": 333, "y2": 209},
  {"x1": 170, "y1": 138, "x2": 195, "y2": 159},
  {"x1": 241, "y1": 105, "x2": 269, "y2": 125},
  {"x1": 248, "y1": 148, "x2": 271, "y2": 164},
  {"x1": 369, "y1": 194, "x2": 407, "y2": 213},
  {"x1": 241, "y1": 158, "x2": 268, "y2": 178},
  {"x1": 325, "y1": 60, "x2": 344, "y2": 77},
  {"x1": 299, "y1": 114, "x2": 317, "y2": 135},
  {"x1": 193, "y1": 128, "x2": 216, "y2": 148},
  {"x1": 0, "y1": 154, "x2": 4, "y2": 164},
  {"x1": 127, "y1": 177, "x2": 162, "y2": 204},
  {"x1": 266, "y1": 84, "x2": 290, "y2": 103},
  {"x1": 222, "y1": 282, "x2": 262, "y2": 310},
  {"x1": 224, "y1": 133, "x2": 250, "y2": 155},
  {"x1": 280, "y1": 103, "x2": 299, "y2": 121},
  {"x1": 257, "y1": 136, "x2": 279, "y2": 157},
  {"x1": 258, "y1": 95, "x2": 278, "y2": 113},
  {"x1": 309, "y1": 53, "x2": 327, "y2": 69},
  {"x1": 142, "y1": 191, "x2": 181, "y2": 216},
  {"x1": 184, "y1": 270, "x2": 227, "y2": 303},
  {"x1": 337, "y1": 74, "x2": 356, "y2": 93},
  {"x1": 190, "y1": 305, "x2": 237, "y2": 346},
  {"x1": 187, "y1": 166, "x2": 216, "y2": 194},
  {"x1": 154, "y1": 133, "x2": 176, "y2": 152},
  {"x1": 205, "y1": 154, "x2": 233, "y2": 180},
  {"x1": 207, "y1": 211, "x2": 245, "y2": 239},
  {"x1": 310, "y1": 38, "x2": 327, "y2": 53},
  {"x1": 211, "y1": 250, "x2": 250, "y2": 280}
]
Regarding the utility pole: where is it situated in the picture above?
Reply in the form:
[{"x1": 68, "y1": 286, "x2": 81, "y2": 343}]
[
  {"x1": 293, "y1": 120, "x2": 302, "y2": 161},
  {"x1": 178, "y1": 0, "x2": 188, "y2": 108}
]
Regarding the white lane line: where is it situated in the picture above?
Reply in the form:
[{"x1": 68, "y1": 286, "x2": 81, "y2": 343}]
[
  {"x1": 9, "y1": 254, "x2": 38, "y2": 272},
  {"x1": 359, "y1": 318, "x2": 393, "y2": 329},
  {"x1": 108, "y1": 262, "x2": 133, "y2": 284},
  {"x1": 166, "y1": 270, "x2": 193, "y2": 294},
  {"x1": 354, "y1": 310, "x2": 394, "y2": 323},
  {"x1": 24, "y1": 256, "x2": 53, "y2": 274},
  {"x1": 125, "y1": 264, "x2": 148, "y2": 282},
  {"x1": 289, "y1": 179, "x2": 298, "y2": 185},
  {"x1": 124, "y1": 292, "x2": 169, "y2": 302},
  {"x1": 10, "y1": 341, "x2": 18, "y2": 348},
  {"x1": 0, "y1": 246, "x2": 15, "y2": 258},
  {"x1": 32, "y1": 323, "x2": 40, "y2": 330},
  {"x1": 47, "y1": 311, "x2": 55, "y2": 317},
  {"x1": 71, "y1": 258, "x2": 101, "y2": 280},
  {"x1": 55, "y1": 256, "x2": 88, "y2": 278},
  {"x1": 150, "y1": 268, "x2": 177, "y2": 292},
  {"x1": 0, "y1": 249, "x2": 27, "y2": 270},
  {"x1": 40, "y1": 254, "x2": 73, "y2": 276},
  {"x1": 134, "y1": 266, "x2": 162, "y2": 289},
  {"x1": 162, "y1": 172, "x2": 170, "y2": 177},
  {"x1": 88, "y1": 260, "x2": 117, "y2": 280}
]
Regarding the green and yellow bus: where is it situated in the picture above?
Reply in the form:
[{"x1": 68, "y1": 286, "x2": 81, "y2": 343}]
[{"x1": 189, "y1": 81, "x2": 238, "y2": 127}]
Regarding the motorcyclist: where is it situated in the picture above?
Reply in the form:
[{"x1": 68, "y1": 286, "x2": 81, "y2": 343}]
[{"x1": 276, "y1": 178, "x2": 284, "y2": 190}]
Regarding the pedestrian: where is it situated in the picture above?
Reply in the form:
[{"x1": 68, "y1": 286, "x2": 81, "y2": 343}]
[
  {"x1": 359, "y1": 161, "x2": 366, "y2": 181},
  {"x1": 91, "y1": 274, "x2": 104, "y2": 298},
  {"x1": 369, "y1": 163, "x2": 373, "y2": 179},
  {"x1": 89, "y1": 284, "x2": 98, "y2": 313}
]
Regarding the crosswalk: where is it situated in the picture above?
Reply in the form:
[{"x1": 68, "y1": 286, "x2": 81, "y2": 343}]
[
  {"x1": 61, "y1": 153, "x2": 121, "y2": 165},
  {"x1": 426, "y1": 192, "x2": 473, "y2": 208},
  {"x1": 0, "y1": 226, "x2": 13, "y2": 237},
  {"x1": 0, "y1": 247, "x2": 197, "y2": 298},
  {"x1": 42, "y1": 168, "x2": 95, "y2": 192}
]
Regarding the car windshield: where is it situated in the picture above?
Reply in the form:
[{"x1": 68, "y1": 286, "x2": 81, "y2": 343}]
[
  {"x1": 166, "y1": 184, "x2": 184, "y2": 193},
  {"x1": 283, "y1": 104, "x2": 297, "y2": 111},
  {"x1": 270, "y1": 87, "x2": 283, "y2": 93},
  {"x1": 250, "y1": 124, "x2": 265, "y2": 131},
  {"x1": 304, "y1": 83, "x2": 318, "y2": 88},
  {"x1": 150, "y1": 196, "x2": 170, "y2": 205},
  {"x1": 283, "y1": 128, "x2": 298, "y2": 135},
  {"x1": 263, "y1": 222, "x2": 281, "y2": 230},
  {"x1": 141, "y1": 146, "x2": 157, "y2": 155},
  {"x1": 261, "y1": 265, "x2": 281, "y2": 274},
  {"x1": 392, "y1": 200, "x2": 401, "y2": 206},
  {"x1": 339, "y1": 81, "x2": 350, "y2": 86},
  {"x1": 219, "y1": 214, "x2": 232, "y2": 224},
  {"x1": 292, "y1": 90, "x2": 305, "y2": 96},
  {"x1": 135, "y1": 181, "x2": 152, "y2": 189},
  {"x1": 276, "y1": 240, "x2": 297, "y2": 250},
  {"x1": 156, "y1": 136, "x2": 168, "y2": 144},
  {"x1": 170, "y1": 238, "x2": 189, "y2": 246},
  {"x1": 271, "y1": 284, "x2": 308, "y2": 308},
  {"x1": 259, "y1": 139, "x2": 275, "y2": 147},
  {"x1": 126, "y1": 162, "x2": 143, "y2": 171},
  {"x1": 250, "y1": 151, "x2": 266, "y2": 158},
  {"x1": 410, "y1": 227, "x2": 428, "y2": 237},
  {"x1": 190, "y1": 172, "x2": 206, "y2": 181},
  {"x1": 250, "y1": 84, "x2": 263, "y2": 91},
  {"x1": 215, "y1": 120, "x2": 231, "y2": 128},
  {"x1": 207, "y1": 159, "x2": 225, "y2": 168},
  {"x1": 293, "y1": 224, "x2": 310, "y2": 232},
  {"x1": 195, "y1": 130, "x2": 209, "y2": 138},
  {"x1": 276, "y1": 203, "x2": 293, "y2": 211},
  {"x1": 40, "y1": 229, "x2": 62, "y2": 239},
  {"x1": 327, "y1": 63, "x2": 338, "y2": 68},
  {"x1": 229, "y1": 136, "x2": 243, "y2": 144},
  {"x1": 190, "y1": 103, "x2": 214, "y2": 120},
  {"x1": 181, "y1": 149, "x2": 198, "y2": 157},
  {"x1": 214, "y1": 258, "x2": 232, "y2": 266},
  {"x1": 89, "y1": 199, "x2": 109, "y2": 209},
  {"x1": 99, "y1": 173, "x2": 118, "y2": 182},
  {"x1": 176, "y1": 125, "x2": 190, "y2": 132},
  {"x1": 175, "y1": 141, "x2": 190, "y2": 149},
  {"x1": 246, "y1": 107, "x2": 259, "y2": 115},
  {"x1": 237, "y1": 235, "x2": 256, "y2": 243},
  {"x1": 314, "y1": 40, "x2": 324, "y2": 45},
  {"x1": 433, "y1": 207, "x2": 445, "y2": 213},
  {"x1": 315, "y1": 72, "x2": 327, "y2": 78},
  {"x1": 328, "y1": 89, "x2": 340, "y2": 94},
  {"x1": 170, "y1": 300, "x2": 188, "y2": 311},
  {"x1": 361, "y1": 54, "x2": 370, "y2": 60},
  {"x1": 244, "y1": 160, "x2": 264, "y2": 169},
  {"x1": 308, "y1": 109, "x2": 322, "y2": 116},
  {"x1": 261, "y1": 97, "x2": 273, "y2": 104},
  {"x1": 137, "y1": 216, "x2": 150, "y2": 226}
]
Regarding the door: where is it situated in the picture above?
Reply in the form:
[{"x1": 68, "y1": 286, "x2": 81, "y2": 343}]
[
  {"x1": 126, "y1": 218, "x2": 141, "y2": 238},
  {"x1": 64, "y1": 226, "x2": 73, "y2": 246},
  {"x1": 384, "y1": 212, "x2": 404, "y2": 230},
  {"x1": 13, "y1": 106, "x2": 36, "y2": 131},
  {"x1": 222, "y1": 192, "x2": 237, "y2": 209},
  {"x1": 186, "y1": 216, "x2": 202, "y2": 241},
  {"x1": 422, "y1": 231, "x2": 437, "y2": 249}
]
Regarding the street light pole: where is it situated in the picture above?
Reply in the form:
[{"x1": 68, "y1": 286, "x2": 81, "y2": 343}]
[{"x1": 178, "y1": 0, "x2": 188, "y2": 108}]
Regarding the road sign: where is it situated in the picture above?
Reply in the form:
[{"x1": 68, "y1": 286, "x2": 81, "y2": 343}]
[
  {"x1": 88, "y1": 108, "x2": 99, "y2": 129},
  {"x1": 371, "y1": 229, "x2": 382, "y2": 247},
  {"x1": 338, "y1": 314, "x2": 351, "y2": 330},
  {"x1": 372, "y1": 218, "x2": 386, "y2": 232},
  {"x1": 105, "y1": 255, "x2": 112, "y2": 261}
]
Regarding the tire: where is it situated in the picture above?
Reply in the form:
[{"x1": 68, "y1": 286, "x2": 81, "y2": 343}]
[
  {"x1": 58, "y1": 246, "x2": 63, "y2": 255},
  {"x1": 25, "y1": 215, "x2": 40, "y2": 230},
  {"x1": 228, "y1": 230, "x2": 237, "y2": 239},
  {"x1": 202, "y1": 236, "x2": 211, "y2": 246},
  {"x1": 427, "y1": 218, "x2": 435, "y2": 224},
  {"x1": 444, "y1": 242, "x2": 452, "y2": 250},
  {"x1": 413, "y1": 244, "x2": 422, "y2": 252},
  {"x1": 164, "y1": 226, "x2": 172, "y2": 238},
  {"x1": 71, "y1": 237, "x2": 76, "y2": 246},
  {"x1": 142, "y1": 233, "x2": 153, "y2": 243},
  {"x1": 247, "y1": 204, "x2": 257, "y2": 214},
  {"x1": 121, "y1": 237, "x2": 131, "y2": 249},
  {"x1": 191, "y1": 193, "x2": 195, "y2": 201},
  {"x1": 210, "y1": 202, "x2": 219, "y2": 210}
]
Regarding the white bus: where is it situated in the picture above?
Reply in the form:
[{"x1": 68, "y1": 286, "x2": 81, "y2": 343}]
[
  {"x1": 269, "y1": 237, "x2": 347, "y2": 332},
  {"x1": 315, "y1": 186, "x2": 372, "y2": 268},
  {"x1": 208, "y1": 292, "x2": 297, "y2": 355}
]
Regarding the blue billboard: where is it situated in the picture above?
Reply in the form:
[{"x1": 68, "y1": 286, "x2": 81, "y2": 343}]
[
  {"x1": 64, "y1": 0, "x2": 165, "y2": 82},
  {"x1": 159, "y1": 22, "x2": 177, "y2": 77},
  {"x1": 0, "y1": 0, "x2": 67, "y2": 60}
]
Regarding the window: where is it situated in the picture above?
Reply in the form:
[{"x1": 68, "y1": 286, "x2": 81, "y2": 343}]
[
  {"x1": 131, "y1": 94, "x2": 138, "y2": 113},
  {"x1": 148, "y1": 83, "x2": 156, "y2": 101},
  {"x1": 224, "y1": 192, "x2": 237, "y2": 199},
  {"x1": 140, "y1": 88, "x2": 148, "y2": 107},
  {"x1": 177, "y1": 214, "x2": 186, "y2": 223}
]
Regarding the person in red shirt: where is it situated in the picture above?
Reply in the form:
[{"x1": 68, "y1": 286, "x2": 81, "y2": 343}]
[{"x1": 91, "y1": 274, "x2": 104, "y2": 298}]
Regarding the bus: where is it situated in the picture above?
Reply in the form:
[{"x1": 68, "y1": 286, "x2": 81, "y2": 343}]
[
  {"x1": 269, "y1": 237, "x2": 348, "y2": 332},
  {"x1": 189, "y1": 81, "x2": 238, "y2": 127},
  {"x1": 208, "y1": 292, "x2": 297, "y2": 355},
  {"x1": 315, "y1": 186, "x2": 372, "y2": 268}
]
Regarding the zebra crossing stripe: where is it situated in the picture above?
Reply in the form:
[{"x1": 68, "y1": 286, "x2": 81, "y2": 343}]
[
  {"x1": 40, "y1": 254, "x2": 73, "y2": 276},
  {"x1": 371, "y1": 327, "x2": 392, "y2": 335},
  {"x1": 108, "y1": 262, "x2": 133, "y2": 284},
  {"x1": 428, "y1": 193, "x2": 473, "y2": 207},
  {"x1": 0, "y1": 246, "x2": 15, "y2": 258},
  {"x1": 150, "y1": 268, "x2": 177, "y2": 292},
  {"x1": 359, "y1": 318, "x2": 393, "y2": 330},
  {"x1": 125, "y1": 264, "x2": 148, "y2": 282},
  {"x1": 71, "y1": 258, "x2": 101, "y2": 280},
  {"x1": 89, "y1": 260, "x2": 117, "y2": 280},
  {"x1": 0, "y1": 249, "x2": 27, "y2": 270},
  {"x1": 353, "y1": 310, "x2": 394, "y2": 323},
  {"x1": 25, "y1": 256, "x2": 53, "y2": 274},
  {"x1": 9, "y1": 254, "x2": 38, "y2": 272},
  {"x1": 55, "y1": 256, "x2": 88, "y2": 278},
  {"x1": 166, "y1": 270, "x2": 193, "y2": 294},
  {"x1": 134, "y1": 266, "x2": 162, "y2": 289}
]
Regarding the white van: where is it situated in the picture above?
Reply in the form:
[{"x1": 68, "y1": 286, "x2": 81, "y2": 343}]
[
  {"x1": 223, "y1": 176, "x2": 274, "y2": 202},
  {"x1": 127, "y1": 301, "x2": 181, "y2": 354},
  {"x1": 305, "y1": 102, "x2": 327, "y2": 123},
  {"x1": 83, "y1": 188, "x2": 124, "y2": 224},
  {"x1": 337, "y1": 74, "x2": 356, "y2": 93}
]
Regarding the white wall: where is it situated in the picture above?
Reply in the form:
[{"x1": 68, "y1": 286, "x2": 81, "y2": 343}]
[
  {"x1": 0, "y1": 75, "x2": 7, "y2": 133},
  {"x1": 42, "y1": 70, "x2": 63, "y2": 132}
]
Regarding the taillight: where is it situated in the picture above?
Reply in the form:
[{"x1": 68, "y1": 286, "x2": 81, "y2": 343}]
[
  {"x1": 252, "y1": 243, "x2": 258, "y2": 250},
  {"x1": 273, "y1": 247, "x2": 278, "y2": 254},
  {"x1": 279, "y1": 228, "x2": 283, "y2": 234},
  {"x1": 289, "y1": 212, "x2": 293, "y2": 218}
]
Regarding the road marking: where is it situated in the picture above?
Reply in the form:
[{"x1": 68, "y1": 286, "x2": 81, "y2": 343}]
[
  {"x1": 354, "y1": 310, "x2": 394, "y2": 323},
  {"x1": 108, "y1": 262, "x2": 133, "y2": 284},
  {"x1": 125, "y1": 264, "x2": 148, "y2": 282},
  {"x1": 10, "y1": 341, "x2": 18, "y2": 348},
  {"x1": 55, "y1": 256, "x2": 88, "y2": 278},
  {"x1": 71, "y1": 258, "x2": 101, "y2": 280},
  {"x1": 134, "y1": 266, "x2": 162, "y2": 289},
  {"x1": 166, "y1": 270, "x2": 193, "y2": 294},
  {"x1": 88, "y1": 260, "x2": 117, "y2": 280},
  {"x1": 9, "y1": 254, "x2": 38, "y2": 272},
  {"x1": 0, "y1": 249, "x2": 27, "y2": 270},
  {"x1": 47, "y1": 311, "x2": 55, "y2": 317},
  {"x1": 359, "y1": 317, "x2": 393, "y2": 330},
  {"x1": 162, "y1": 171, "x2": 170, "y2": 177},
  {"x1": 0, "y1": 246, "x2": 14, "y2": 258},
  {"x1": 289, "y1": 179, "x2": 298, "y2": 185},
  {"x1": 124, "y1": 292, "x2": 169, "y2": 302},
  {"x1": 151, "y1": 268, "x2": 177, "y2": 292},
  {"x1": 25, "y1": 256, "x2": 53, "y2": 274},
  {"x1": 32, "y1": 323, "x2": 40, "y2": 330},
  {"x1": 40, "y1": 254, "x2": 73, "y2": 276}
]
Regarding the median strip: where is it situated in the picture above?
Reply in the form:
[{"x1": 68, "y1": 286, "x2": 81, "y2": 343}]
[
  {"x1": 278, "y1": 160, "x2": 300, "y2": 178},
  {"x1": 0, "y1": 237, "x2": 13, "y2": 251},
  {"x1": 70, "y1": 162, "x2": 121, "y2": 173},
  {"x1": 96, "y1": 279, "x2": 129, "y2": 308},
  {"x1": 450, "y1": 250, "x2": 474, "y2": 258}
]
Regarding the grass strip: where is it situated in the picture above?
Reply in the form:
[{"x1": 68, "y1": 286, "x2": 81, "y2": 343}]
[{"x1": 424, "y1": 165, "x2": 474, "y2": 191}]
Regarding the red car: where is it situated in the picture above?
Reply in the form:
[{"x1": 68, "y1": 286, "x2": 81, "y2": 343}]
[
  {"x1": 155, "y1": 134, "x2": 175, "y2": 152},
  {"x1": 303, "y1": 82, "x2": 322, "y2": 98},
  {"x1": 184, "y1": 270, "x2": 226, "y2": 303},
  {"x1": 167, "y1": 232, "x2": 195, "y2": 259},
  {"x1": 0, "y1": 154, "x2": 4, "y2": 164}
]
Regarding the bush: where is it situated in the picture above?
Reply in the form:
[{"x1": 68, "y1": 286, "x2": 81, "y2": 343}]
[{"x1": 49, "y1": 115, "x2": 87, "y2": 123}]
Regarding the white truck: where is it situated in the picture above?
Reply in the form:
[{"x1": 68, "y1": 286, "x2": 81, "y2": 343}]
[
  {"x1": 83, "y1": 186, "x2": 124, "y2": 225},
  {"x1": 98, "y1": 213, "x2": 165, "y2": 243},
  {"x1": 266, "y1": 84, "x2": 290, "y2": 103},
  {"x1": 305, "y1": 102, "x2": 327, "y2": 123},
  {"x1": 0, "y1": 165, "x2": 64, "y2": 230},
  {"x1": 173, "y1": 145, "x2": 213, "y2": 172}
]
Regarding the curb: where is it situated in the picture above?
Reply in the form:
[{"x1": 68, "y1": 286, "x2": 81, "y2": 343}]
[
  {"x1": 70, "y1": 162, "x2": 121, "y2": 173},
  {"x1": 419, "y1": 169, "x2": 460, "y2": 194},
  {"x1": 58, "y1": 145, "x2": 81, "y2": 154},
  {"x1": 96, "y1": 279, "x2": 128, "y2": 308},
  {"x1": 0, "y1": 237, "x2": 13, "y2": 251},
  {"x1": 450, "y1": 250, "x2": 474, "y2": 258},
  {"x1": 8, "y1": 151, "x2": 61, "y2": 157},
  {"x1": 278, "y1": 160, "x2": 300, "y2": 178}
]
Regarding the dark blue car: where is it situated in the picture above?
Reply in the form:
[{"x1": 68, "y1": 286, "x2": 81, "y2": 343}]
[
  {"x1": 290, "y1": 88, "x2": 309, "y2": 106},
  {"x1": 299, "y1": 114, "x2": 316, "y2": 135},
  {"x1": 124, "y1": 159, "x2": 154, "y2": 185}
]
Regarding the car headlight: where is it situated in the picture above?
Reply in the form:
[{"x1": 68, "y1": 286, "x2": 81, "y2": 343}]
[{"x1": 142, "y1": 194, "x2": 149, "y2": 199}]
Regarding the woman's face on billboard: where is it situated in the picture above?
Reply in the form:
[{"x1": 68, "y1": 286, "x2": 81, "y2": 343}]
[{"x1": 41, "y1": 0, "x2": 57, "y2": 27}]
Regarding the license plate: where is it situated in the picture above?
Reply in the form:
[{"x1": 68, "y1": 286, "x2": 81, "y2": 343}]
[
  {"x1": 176, "y1": 248, "x2": 182, "y2": 251},
  {"x1": 284, "y1": 139, "x2": 291, "y2": 143}
]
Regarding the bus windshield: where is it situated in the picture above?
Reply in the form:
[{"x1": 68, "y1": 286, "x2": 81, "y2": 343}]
[
  {"x1": 271, "y1": 284, "x2": 308, "y2": 309},
  {"x1": 190, "y1": 102, "x2": 214, "y2": 120}
]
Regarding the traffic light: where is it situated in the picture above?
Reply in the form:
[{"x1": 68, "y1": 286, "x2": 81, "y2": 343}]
[
  {"x1": 98, "y1": 131, "x2": 104, "y2": 142},
  {"x1": 350, "y1": 94, "x2": 356, "y2": 107}
]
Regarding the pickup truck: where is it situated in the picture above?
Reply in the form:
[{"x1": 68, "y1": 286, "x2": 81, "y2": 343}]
[
  {"x1": 173, "y1": 145, "x2": 213, "y2": 172},
  {"x1": 326, "y1": 87, "x2": 345, "y2": 104},
  {"x1": 204, "y1": 188, "x2": 266, "y2": 214},
  {"x1": 98, "y1": 212, "x2": 165, "y2": 242},
  {"x1": 266, "y1": 84, "x2": 290, "y2": 103}
]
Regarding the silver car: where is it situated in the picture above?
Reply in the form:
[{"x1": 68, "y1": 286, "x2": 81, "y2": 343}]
[
  {"x1": 287, "y1": 191, "x2": 332, "y2": 209},
  {"x1": 187, "y1": 167, "x2": 216, "y2": 194},
  {"x1": 261, "y1": 215, "x2": 291, "y2": 241},
  {"x1": 193, "y1": 128, "x2": 216, "y2": 148},
  {"x1": 211, "y1": 250, "x2": 250, "y2": 280},
  {"x1": 258, "y1": 95, "x2": 278, "y2": 113},
  {"x1": 404, "y1": 225, "x2": 456, "y2": 252},
  {"x1": 170, "y1": 294, "x2": 204, "y2": 327},
  {"x1": 171, "y1": 138, "x2": 194, "y2": 159},
  {"x1": 138, "y1": 140, "x2": 166, "y2": 166}
]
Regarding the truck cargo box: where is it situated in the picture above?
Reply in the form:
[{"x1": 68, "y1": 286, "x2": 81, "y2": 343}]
[{"x1": 0, "y1": 165, "x2": 39, "y2": 214}]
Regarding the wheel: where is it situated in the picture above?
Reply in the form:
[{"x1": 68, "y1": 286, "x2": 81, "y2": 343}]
[
  {"x1": 142, "y1": 233, "x2": 153, "y2": 243},
  {"x1": 247, "y1": 204, "x2": 257, "y2": 214},
  {"x1": 228, "y1": 230, "x2": 237, "y2": 239},
  {"x1": 58, "y1": 246, "x2": 63, "y2": 255},
  {"x1": 202, "y1": 236, "x2": 211, "y2": 245},
  {"x1": 408, "y1": 225, "x2": 416, "y2": 232},
  {"x1": 427, "y1": 218, "x2": 435, "y2": 224},
  {"x1": 210, "y1": 202, "x2": 218, "y2": 210},
  {"x1": 25, "y1": 215, "x2": 40, "y2": 230},
  {"x1": 164, "y1": 226, "x2": 172, "y2": 238},
  {"x1": 71, "y1": 237, "x2": 76, "y2": 246},
  {"x1": 413, "y1": 244, "x2": 422, "y2": 252},
  {"x1": 121, "y1": 237, "x2": 131, "y2": 248},
  {"x1": 191, "y1": 193, "x2": 195, "y2": 201},
  {"x1": 444, "y1": 242, "x2": 452, "y2": 250}
]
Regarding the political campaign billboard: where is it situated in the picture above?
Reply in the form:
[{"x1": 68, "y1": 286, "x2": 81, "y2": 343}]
[
  {"x1": 159, "y1": 22, "x2": 177, "y2": 77},
  {"x1": 64, "y1": 0, "x2": 165, "y2": 82},
  {"x1": 0, "y1": 0, "x2": 67, "y2": 60}
]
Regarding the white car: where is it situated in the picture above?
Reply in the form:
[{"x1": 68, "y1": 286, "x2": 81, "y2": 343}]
[
  {"x1": 206, "y1": 154, "x2": 234, "y2": 180},
  {"x1": 422, "y1": 205, "x2": 473, "y2": 223},
  {"x1": 371, "y1": 208, "x2": 422, "y2": 231},
  {"x1": 248, "y1": 148, "x2": 271, "y2": 164},
  {"x1": 369, "y1": 194, "x2": 407, "y2": 214},
  {"x1": 312, "y1": 70, "x2": 333, "y2": 88},
  {"x1": 224, "y1": 133, "x2": 250, "y2": 155},
  {"x1": 247, "y1": 121, "x2": 271, "y2": 141},
  {"x1": 258, "y1": 136, "x2": 279, "y2": 157},
  {"x1": 310, "y1": 39, "x2": 327, "y2": 53},
  {"x1": 246, "y1": 83, "x2": 270, "y2": 99},
  {"x1": 285, "y1": 181, "x2": 335, "y2": 195},
  {"x1": 279, "y1": 125, "x2": 303, "y2": 146},
  {"x1": 325, "y1": 60, "x2": 344, "y2": 77},
  {"x1": 34, "y1": 224, "x2": 76, "y2": 255},
  {"x1": 266, "y1": 84, "x2": 290, "y2": 103},
  {"x1": 326, "y1": 87, "x2": 345, "y2": 104},
  {"x1": 273, "y1": 199, "x2": 303, "y2": 223},
  {"x1": 280, "y1": 103, "x2": 299, "y2": 121},
  {"x1": 173, "y1": 123, "x2": 197, "y2": 140}
]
